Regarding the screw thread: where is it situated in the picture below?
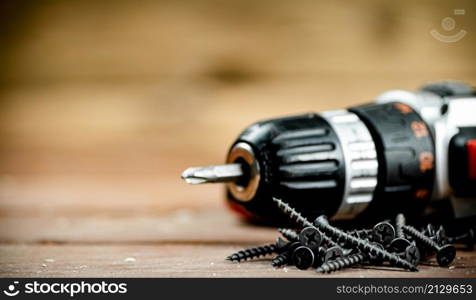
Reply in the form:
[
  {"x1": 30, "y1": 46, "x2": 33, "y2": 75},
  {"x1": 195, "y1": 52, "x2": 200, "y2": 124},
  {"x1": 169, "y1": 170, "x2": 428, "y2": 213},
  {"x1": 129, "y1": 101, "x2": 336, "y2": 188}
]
[
  {"x1": 395, "y1": 214, "x2": 405, "y2": 239},
  {"x1": 227, "y1": 244, "x2": 277, "y2": 262},
  {"x1": 273, "y1": 198, "x2": 313, "y2": 227},
  {"x1": 315, "y1": 220, "x2": 417, "y2": 271},
  {"x1": 402, "y1": 225, "x2": 438, "y2": 250},
  {"x1": 272, "y1": 251, "x2": 291, "y2": 268},
  {"x1": 347, "y1": 229, "x2": 372, "y2": 239},
  {"x1": 272, "y1": 198, "x2": 337, "y2": 247},
  {"x1": 317, "y1": 247, "x2": 327, "y2": 257},
  {"x1": 278, "y1": 228, "x2": 299, "y2": 241},
  {"x1": 317, "y1": 253, "x2": 367, "y2": 273}
]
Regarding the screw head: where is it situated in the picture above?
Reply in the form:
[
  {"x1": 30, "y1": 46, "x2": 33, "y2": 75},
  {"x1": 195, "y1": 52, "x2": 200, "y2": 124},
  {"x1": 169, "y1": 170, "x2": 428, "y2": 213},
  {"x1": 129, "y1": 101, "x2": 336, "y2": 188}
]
[
  {"x1": 299, "y1": 227, "x2": 322, "y2": 250},
  {"x1": 436, "y1": 244, "x2": 456, "y2": 267},
  {"x1": 292, "y1": 246, "x2": 315, "y2": 270},
  {"x1": 389, "y1": 237, "x2": 411, "y2": 253},
  {"x1": 372, "y1": 222, "x2": 396, "y2": 245},
  {"x1": 324, "y1": 246, "x2": 344, "y2": 263},
  {"x1": 403, "y1": 244, "x2": 421, "y2": 266}
]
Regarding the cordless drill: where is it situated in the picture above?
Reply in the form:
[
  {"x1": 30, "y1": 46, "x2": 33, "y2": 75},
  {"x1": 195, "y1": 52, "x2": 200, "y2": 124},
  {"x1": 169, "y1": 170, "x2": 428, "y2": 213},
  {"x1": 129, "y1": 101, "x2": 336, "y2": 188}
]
[{"x1": 181, "y1": 81, "x2": 476, "y2": 226}]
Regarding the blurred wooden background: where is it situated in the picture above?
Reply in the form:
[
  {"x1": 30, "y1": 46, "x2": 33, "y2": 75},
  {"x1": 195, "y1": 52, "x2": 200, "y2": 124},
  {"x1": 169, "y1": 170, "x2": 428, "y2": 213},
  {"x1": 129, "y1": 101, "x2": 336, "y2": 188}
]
[{"x1": 0, "y1": 0, "x2": 475, "y2": 277}]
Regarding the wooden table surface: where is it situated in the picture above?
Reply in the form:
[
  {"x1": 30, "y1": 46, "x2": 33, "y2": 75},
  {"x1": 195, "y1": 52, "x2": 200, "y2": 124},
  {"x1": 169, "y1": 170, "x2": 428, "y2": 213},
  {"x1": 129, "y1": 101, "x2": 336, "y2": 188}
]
[
  {"x1": 1, "y1": 208, "x2": 476, "y2": 278},
  {"x1": 0, "y1": 0, "x2": 475, "y2": 277}
]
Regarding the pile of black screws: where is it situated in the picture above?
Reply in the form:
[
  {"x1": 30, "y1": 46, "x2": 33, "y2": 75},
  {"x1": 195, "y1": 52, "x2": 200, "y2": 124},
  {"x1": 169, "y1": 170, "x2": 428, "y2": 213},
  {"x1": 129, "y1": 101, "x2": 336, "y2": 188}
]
[{"x1": 226, "y1": 198, "x2": 474, "y2": 274}]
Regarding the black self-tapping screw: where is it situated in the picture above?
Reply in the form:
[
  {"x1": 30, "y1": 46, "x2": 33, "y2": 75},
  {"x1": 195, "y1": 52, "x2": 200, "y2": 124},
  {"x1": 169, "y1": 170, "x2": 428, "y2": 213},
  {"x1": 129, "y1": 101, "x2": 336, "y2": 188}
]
[
  {"x1": 322, "y1": 246, "x2": 345, "y2": 263},
  {"x1": 397, "y1": 244, "x2": 421, "y2": 266},
  {"x1": 278, "y1": 228, "x2": 299, "y2": 242},
  {"x1": 418, "y1": 225, "x2": 438, "y2": 259},
  {"x1": 227, "y1": 244, "x2": 277, "y2": 262},
  {"x1": 395, "y1": 214, "x2": 405, "y2": 238},
  {"x1": 272, "y1": 198, "x2": 417, "y2": 271},
  {"x1": 402, "y1": 225, "x2": 456, "y2": 267},
  {"x1": 272, "y1": 251, "x2": 291, "y2": 268},
  {"x1": 389, "y1": 213, "x2": 412, "y2": 253},
  {"x1": 272, "y1": 198, "x2": 338, "y2": 247},
  {"x1": 317, "y1": 253, "x2": 368, "y2": 274},
  {"x1": 372, "y1": 221, "x2": 395, "y2": 246},
  {"x1": 292, "y1": 246, "x2": 315, "y2": 270},
  {"x1": 314, "y1": 244, "x2": 346, "y2": 266},
  {"x1": 272, "y1": 198, "x2": 313, "y2": 227},
  {"x1": 347, "y1": 229, "x2": 373, "y2": 239},
  {"x1": 271, "y1": 241, "x2": 300, "y2": 268},
  {"x1": 227, "y1": 237, "x2": 289, "y2": 262},
  {"x1": 299, "y1": 227, "x2": 322, "y2": 250},
  {"x1": 313, "y1": 216, "x2": 418, "y2": 271}
]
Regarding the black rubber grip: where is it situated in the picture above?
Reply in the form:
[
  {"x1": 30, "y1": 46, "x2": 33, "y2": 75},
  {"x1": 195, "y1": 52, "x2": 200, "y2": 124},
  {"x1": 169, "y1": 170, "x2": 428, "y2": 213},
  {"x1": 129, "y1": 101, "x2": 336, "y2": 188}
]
[{"x1": 227, "y1": 113, "x2": 346, "y2": 223}]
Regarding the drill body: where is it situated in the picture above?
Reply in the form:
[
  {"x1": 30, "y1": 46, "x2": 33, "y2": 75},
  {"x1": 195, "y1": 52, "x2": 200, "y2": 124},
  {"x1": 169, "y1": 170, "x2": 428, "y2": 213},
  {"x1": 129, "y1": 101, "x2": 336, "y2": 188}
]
[{"x1": 182, "y1": 82, "x2": 476, "y2": 225}]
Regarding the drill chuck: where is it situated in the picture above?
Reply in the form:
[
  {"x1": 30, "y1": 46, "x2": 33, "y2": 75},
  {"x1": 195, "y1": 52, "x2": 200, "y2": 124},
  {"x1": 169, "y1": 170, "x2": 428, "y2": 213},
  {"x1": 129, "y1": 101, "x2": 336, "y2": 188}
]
[{"x1": 181, "y1": 81, "x2": 476, "y2": 224}]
